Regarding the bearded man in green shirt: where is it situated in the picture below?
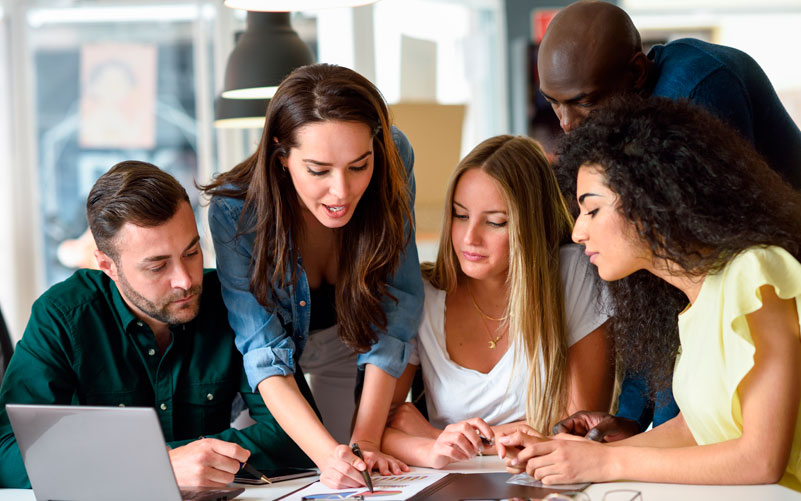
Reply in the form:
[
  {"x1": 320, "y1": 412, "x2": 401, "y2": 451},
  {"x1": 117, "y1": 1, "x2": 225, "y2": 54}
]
[{"x1": 0, "y1": 161, "x2": 312, "y2": 488}]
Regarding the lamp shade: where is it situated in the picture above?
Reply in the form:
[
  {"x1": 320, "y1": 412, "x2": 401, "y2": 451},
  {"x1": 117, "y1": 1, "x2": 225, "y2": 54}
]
[
  {"x1": 214, "y1": 94, "x2": 268, "y2": 129},
  {"x1": 224, "y1": 0, "x2": 379, "y2": 11},
  {"x1": 221, "y1": 11, "x2": 314, "y2": 100}
]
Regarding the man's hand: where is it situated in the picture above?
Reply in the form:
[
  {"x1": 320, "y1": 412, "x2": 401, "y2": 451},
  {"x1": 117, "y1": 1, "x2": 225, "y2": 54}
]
[
  {"x1": 168, "y1": 438, "x2": 250, "y2": 487},
  {"x1": 551, "y1": 411, "x2": 641, "y2": 442},
  {"x1": 388, "y1": 402, "x2": 441, "y2": 440}
]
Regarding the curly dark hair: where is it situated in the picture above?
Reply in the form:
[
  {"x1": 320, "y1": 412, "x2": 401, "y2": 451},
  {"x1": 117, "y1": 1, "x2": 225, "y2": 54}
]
[{"x1": 554, "y1": 96, "x2": 801, "y2": 392}]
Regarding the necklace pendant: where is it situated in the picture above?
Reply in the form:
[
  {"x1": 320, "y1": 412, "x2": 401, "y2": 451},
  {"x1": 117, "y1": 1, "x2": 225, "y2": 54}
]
[{"x1": 488, "y1": 340, "x2": 496, "y2": 349}]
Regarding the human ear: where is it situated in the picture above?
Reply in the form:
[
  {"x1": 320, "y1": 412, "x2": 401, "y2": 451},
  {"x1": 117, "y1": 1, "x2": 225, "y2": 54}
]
[
  {"x1": 628, "y1": 52, "x2": 649, "y2": 91},
  {"x1": 94, "y1": 249, "x2": 118, "y2": 281}
]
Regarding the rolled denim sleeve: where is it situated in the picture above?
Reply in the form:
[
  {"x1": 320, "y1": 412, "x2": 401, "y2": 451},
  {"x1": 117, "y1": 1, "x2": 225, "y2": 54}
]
[
  {"x1": 209, "y1": 195, "x2": 298, "y2": 390},
  {"x1": 356, "y1": 127, "x2": 425, "y2": 378}
]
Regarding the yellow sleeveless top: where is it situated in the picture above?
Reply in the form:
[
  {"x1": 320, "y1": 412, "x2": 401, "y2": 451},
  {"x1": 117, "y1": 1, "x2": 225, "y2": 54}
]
[{"x1": 673, "y1": 246, "x2": 801, "y2": 491}]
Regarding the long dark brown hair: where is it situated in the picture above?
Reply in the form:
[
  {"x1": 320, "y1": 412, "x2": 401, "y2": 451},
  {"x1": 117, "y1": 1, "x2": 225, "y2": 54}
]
[
  {"x1": 555, "y1": 96, "x2": 801, "y2": 392},
  {"x1": 203, "y1": 63, "x2": 412, "y2": 352}
]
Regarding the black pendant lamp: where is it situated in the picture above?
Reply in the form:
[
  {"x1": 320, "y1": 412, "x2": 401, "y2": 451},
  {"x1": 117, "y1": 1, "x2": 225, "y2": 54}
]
[
  {"x1": 213, "y1": 94, "x2": 269, "y2": 129},
  {"x1": 221, "y1": 11, "x2": 314, "y2": 100}
]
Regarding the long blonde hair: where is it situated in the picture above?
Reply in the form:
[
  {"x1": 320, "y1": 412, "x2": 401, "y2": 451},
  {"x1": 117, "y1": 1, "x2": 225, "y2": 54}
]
[{"x1": 422, "y1": 135, "x2": 574, "y2": 433}]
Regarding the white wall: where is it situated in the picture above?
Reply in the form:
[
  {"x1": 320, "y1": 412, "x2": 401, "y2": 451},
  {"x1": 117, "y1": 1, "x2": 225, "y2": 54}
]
[
  {"x1": 0, "y1": 1, "x2": 42, "y2": 342},
  {"x1": 625, "y1": 3, "x2": 801, "y2": 125},
  {"x1": 0, "y1": 9, "x2": 15, "y2": 338}
]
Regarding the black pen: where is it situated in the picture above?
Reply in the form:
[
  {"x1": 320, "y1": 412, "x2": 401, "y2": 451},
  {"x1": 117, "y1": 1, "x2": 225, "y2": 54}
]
[
  {"x1": 240, "y1": 461, "x2": 272, "y2": 484},
  {"x1": 199, "y1": 435, "x2": 272, "y2": 485},
  {"x1": 350, "y1": 443, "x2": 373, "y2": 493}
]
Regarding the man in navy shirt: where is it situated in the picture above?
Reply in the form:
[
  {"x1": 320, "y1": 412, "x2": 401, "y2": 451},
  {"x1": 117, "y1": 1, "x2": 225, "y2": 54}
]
[
  {"x1": 537, "y1": 0, "x2": 801, "y2": 440},
  {"x1": 538, "y1": 1, "x2": 801, "y2": 189}
]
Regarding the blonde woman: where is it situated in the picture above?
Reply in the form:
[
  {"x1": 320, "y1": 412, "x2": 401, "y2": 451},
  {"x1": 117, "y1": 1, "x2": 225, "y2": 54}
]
[{"x1": 381, "y1": 136, "x2": 614, "y2": 468}]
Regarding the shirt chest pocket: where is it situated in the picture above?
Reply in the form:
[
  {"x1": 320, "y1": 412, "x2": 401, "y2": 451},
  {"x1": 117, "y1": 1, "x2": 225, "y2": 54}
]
[{"x1": 173, "y1": 381, "x2": 238, "y2": 436}]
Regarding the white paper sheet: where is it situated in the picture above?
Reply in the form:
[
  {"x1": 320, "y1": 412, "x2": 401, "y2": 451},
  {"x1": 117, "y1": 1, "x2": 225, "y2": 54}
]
[{"x1": 281, "y1": 472, "x2": 449, "y2": 500}]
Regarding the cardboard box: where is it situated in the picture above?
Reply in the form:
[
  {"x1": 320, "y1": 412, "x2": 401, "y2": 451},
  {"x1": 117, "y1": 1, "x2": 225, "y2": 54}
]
[{"x1": 390, "y1": 102, "x2": 466, "y2": 241}]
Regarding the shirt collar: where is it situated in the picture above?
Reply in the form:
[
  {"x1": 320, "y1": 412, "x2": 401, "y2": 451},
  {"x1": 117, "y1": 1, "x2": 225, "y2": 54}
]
[
  {"x1": 109, "y1": 278, "x2": 198, "y2": 335},
  {"x1": 109, "y1": 279, "x2": 142, "y2": 332}
]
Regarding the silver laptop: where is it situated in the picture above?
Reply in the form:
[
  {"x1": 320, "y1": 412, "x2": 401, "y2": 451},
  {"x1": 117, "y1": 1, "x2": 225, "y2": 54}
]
[{"x1": 7, "y1": 404, "x2": 244, "y2": 501}]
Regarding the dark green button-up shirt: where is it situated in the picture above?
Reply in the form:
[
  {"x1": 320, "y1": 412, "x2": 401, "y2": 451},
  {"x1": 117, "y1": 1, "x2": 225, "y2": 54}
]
[{"x1": 0, "y1": 269, "x2": 311, "y2": 488}]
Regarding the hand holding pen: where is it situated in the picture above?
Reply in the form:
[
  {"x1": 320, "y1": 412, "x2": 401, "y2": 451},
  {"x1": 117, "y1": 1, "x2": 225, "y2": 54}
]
[
  {"x1": 427, "y1": 417, "x2": 495, "y2": 469},
  {"x1": 318, "y1": 442, "x2": 408, "y2": 488},
  {"x1": 169, "y1": 437, "x2": 251, "y2": 487},
  {"x1": 239, "y1": 461, "x2": 272, "y2": 484},
  {"x1": 350, "y1": 443, "x2": 374, "y2": 492}
]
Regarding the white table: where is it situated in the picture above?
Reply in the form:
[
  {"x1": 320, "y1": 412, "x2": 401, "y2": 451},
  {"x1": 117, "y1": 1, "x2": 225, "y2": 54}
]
[
  {"x1": 437, "y1": 456, "x2": 801, "y2": 501},
  {"x1": 1, "y1": 456, "x2": 799, "y2": 500}
]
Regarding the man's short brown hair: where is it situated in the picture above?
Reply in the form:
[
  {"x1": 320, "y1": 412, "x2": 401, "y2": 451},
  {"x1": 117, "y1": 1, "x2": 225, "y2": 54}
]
[{"x1": 86, "y1": 161, "x2": 190, "y2": 259}]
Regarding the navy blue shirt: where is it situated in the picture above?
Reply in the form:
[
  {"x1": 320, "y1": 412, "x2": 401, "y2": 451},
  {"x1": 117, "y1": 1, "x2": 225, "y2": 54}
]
[
  {"x1": 616, "y1": 370, "x2": 680, "y2": 430},
  {"x1": 617, "y1": 38, "x2": 801, "y2": 430},
  {"x1": 650, "y1": 38, "x2": 801, "y2": 189}
]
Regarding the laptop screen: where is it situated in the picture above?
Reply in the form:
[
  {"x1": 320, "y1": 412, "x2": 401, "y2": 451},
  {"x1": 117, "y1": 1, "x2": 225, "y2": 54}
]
[{"x1": 8, "y1": 404, "x2": 188, "y2": 501}]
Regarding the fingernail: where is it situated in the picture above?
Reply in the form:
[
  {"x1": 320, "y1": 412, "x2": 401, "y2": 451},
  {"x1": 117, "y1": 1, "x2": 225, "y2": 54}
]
[
  {"x1": 510, "y1": 458, "x2": 518, "y2": 466},
  {"x1": 586, "y1": 429, "x2": 602, "y2": 442},
  {"x1": 499, "y1": 437, "x2": 510, "y2": 444}
]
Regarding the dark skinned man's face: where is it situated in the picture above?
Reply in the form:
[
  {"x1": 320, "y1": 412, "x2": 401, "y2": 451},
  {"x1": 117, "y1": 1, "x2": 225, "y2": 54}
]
[{"x1": 538, "y1": 52, "x2": 634, "y2": 133}]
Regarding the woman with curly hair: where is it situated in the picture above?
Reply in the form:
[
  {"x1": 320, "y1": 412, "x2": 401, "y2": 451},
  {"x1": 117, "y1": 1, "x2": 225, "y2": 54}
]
[
  {"x1": 204, "y1": 64, "x2": 423, "y2": 488},
  {"x1": 498, "y1": 97, "x2": 801, "y2": 490},
  {"x1": 381, "y1": 135, "x2": 614, "y2": 468}
]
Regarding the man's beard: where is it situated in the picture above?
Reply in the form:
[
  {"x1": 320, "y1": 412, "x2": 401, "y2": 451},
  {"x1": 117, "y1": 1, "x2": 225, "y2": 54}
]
[{"x1": 116, "y1": 271, "x2": 203, "y2": 325}]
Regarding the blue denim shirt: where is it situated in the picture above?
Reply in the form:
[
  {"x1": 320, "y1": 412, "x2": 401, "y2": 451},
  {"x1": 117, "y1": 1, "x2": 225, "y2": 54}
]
[
  {"x1": 209, "y1": 127, "x2": 424, "y2": 391},
  {"x1": 615, "y1": 371, "x2": 680, "y2": 431},
  {"x1": 649, "y1": 38, "x2": 801, "y2": 189}
]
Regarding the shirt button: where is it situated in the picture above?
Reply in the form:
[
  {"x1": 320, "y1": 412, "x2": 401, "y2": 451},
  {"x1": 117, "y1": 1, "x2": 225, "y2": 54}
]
[
  {"x1": 119, "y1": 403, "x2": 125, "y2": 407},
  {"x1": 136, "y1": 321, "x2": 144, "y2": 327},
  {"x1": 148, "y1": 348, "x2": 156, "y2": 356},
  {"x1": 160, "y1": 403, "x2": 167, "y2": 411},
  {"x1": 206, "y1": 393, "x2": 214, "y2": 401},
  {"x1": 299, "y1": 300, "x2": 307, "y2": 307}
]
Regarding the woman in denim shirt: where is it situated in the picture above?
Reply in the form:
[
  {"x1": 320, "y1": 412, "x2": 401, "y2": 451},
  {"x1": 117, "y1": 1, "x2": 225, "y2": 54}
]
[{"x1": 204, "y1": 64, "x2": 424, "y2": 488}]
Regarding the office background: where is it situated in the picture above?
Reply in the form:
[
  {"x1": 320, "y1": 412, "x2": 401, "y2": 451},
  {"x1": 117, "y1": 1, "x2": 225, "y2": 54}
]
[{"x1": 0, "y1": 0, "x2": 799, "y2": 344}]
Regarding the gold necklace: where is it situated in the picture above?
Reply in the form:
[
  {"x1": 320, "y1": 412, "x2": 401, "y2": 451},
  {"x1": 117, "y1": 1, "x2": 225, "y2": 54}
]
[
  {"x1": 477, "y1": 315, "x2": 506, "y2": 349},
  {"x1": 466, "y1": 279, "x2": 506, "y2": 321},
  {"x1": 466, "y1": 280, "x2": 507, "y2": 349}
]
